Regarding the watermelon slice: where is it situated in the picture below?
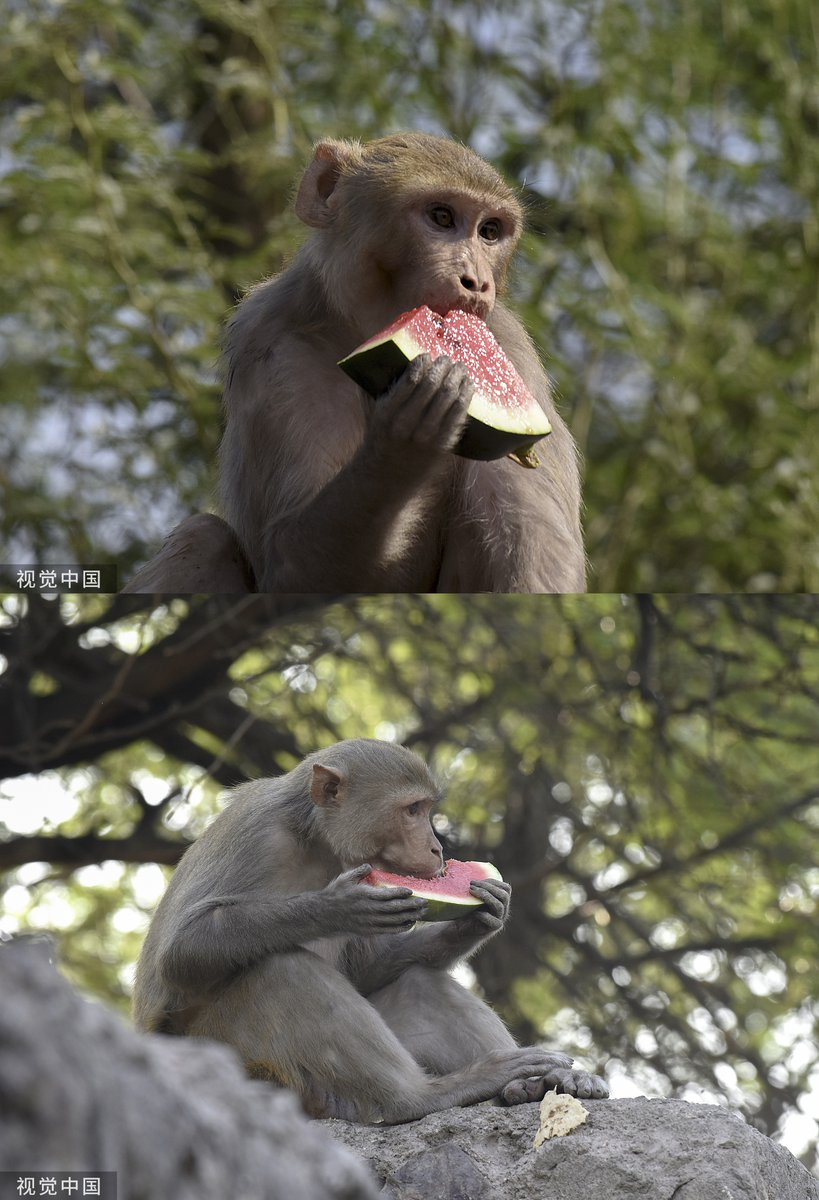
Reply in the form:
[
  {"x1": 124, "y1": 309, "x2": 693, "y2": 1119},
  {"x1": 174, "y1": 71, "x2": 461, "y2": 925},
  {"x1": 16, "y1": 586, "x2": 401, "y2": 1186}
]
[
  {"x1": 338, "y1": 306, "x2": 551, "y2": 463},
  {"x1": 364, "y1": 858, "x2": 503, "y2": 922}
]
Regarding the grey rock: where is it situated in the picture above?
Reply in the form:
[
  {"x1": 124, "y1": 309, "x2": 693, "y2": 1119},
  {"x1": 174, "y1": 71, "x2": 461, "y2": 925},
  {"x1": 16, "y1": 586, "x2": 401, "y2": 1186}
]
[
  {"x1": 4, "y1": 940, "x2": 815, "y2": 1200},
  {"x1": 327, "y1": 1094, "x2": 819, "y2": 1200},
  {"x1": 0, "y1": 940, "x2": 377, "y2": 1200}
]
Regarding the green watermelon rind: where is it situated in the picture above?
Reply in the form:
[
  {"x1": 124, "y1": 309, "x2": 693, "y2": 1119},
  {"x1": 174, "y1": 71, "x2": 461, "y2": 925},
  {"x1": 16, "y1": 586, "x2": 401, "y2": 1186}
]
[
  {"x1": 338, "y1": 309, "x2": 551, "y2": 462},
  {"x1": 369, "y1": 860, "x2": 503, "y2": 923}
]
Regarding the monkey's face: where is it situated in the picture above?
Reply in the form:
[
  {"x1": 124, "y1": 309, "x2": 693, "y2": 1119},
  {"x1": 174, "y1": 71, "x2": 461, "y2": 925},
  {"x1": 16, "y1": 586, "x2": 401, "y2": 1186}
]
[
  {"x1": 402, "y1": 196, "x2": 516, "y2": 319},
  {"x1": 358, "y1": 192, "x2": 518, "y2": 330},
  {"x1": 295, "y1": 136, "x2": 523, "y2": 343},
  {"x1": 321, "y1": 790, "x2": 444, "y2": 878},
  {"x1": 310, "y1": 750, "x2": 445, "y2": 877},
  {"x1": 370, "y1": 794, "x2": 444, "y2": 879}
]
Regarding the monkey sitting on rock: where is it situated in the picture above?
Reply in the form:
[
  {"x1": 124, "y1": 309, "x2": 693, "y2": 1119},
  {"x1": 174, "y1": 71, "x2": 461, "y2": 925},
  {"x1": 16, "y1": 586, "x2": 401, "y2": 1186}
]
[
  {"x1": 133, "y1": 739, "x2": 608, "y2": 1123},
  {"x1": 124, "y1": 133, "x2": 585, "y2": 595}
]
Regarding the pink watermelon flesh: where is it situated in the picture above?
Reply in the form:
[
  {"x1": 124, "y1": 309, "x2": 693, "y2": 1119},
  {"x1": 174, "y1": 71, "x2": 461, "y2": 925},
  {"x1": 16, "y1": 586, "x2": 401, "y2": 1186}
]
[
  {"x1": 337, "y1": 306, "x2": 551, "y2": 462},
  {"x1": 364, "y1": 858, "x2": 503, "y2": 922}
]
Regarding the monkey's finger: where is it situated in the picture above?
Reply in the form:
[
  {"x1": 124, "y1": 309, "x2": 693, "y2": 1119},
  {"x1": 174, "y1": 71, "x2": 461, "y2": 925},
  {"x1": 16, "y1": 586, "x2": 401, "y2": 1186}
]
[
  {"x1": 403, "y1": 356, "x2": 466, "y2": 428},
  {"x1": 473, "y1": 892, "x2": 505, "y2": 918},
  {"x1": 452, "y1": 363, "x2": 476, "y2": 400},
  {"x1": 470, "y1": 881, "x2": 510, "y2": 911},
  {"x1": 381, "y1": 353, "x2": 439, "y2": 415},
  {"x1": 470, "y1": 880, "x2": 510, "y2": 897},
  {"x1": 369, "y1": 885, "x2": 416, "y2": 900},
  {"x1": 427, "y1": 357, "x2": 471, "y2": 405},
  {"x1": 372, "y1": 898, "x2": 427, "y2": 917},
  {"x1": 448, "y1": 374, "x2": 474, "y2": 418},
  {"x1": 368, "y1": 891, "x2": 427, "y2": 908},
  {"x1": 378, "y1": 359, "x2": 449, "y2": 442},
  {"x1": 474, "y1": 914, "x2": 504, "y2": 931},
  {"x1": 406, "y1": 388, "x2": 469, "y2": 450},
  {"x1": 430, "y1": 369, "x2": 472, "y2": 444},
  {"x1": 408, "y1": 354, "x2": 465, "y2": 404},
  {"x1": 370, "y1": 908, "x2": 427, "y2": 928},
  {"x1": 431, "y1": 355, "x2": 471, "y2": 392},
  {"x1": 344, "y1": 864, "x2": 374, "y2": 880},
  {"x1": 382, "y1": 355, "x2": 470, "y2": 447}
]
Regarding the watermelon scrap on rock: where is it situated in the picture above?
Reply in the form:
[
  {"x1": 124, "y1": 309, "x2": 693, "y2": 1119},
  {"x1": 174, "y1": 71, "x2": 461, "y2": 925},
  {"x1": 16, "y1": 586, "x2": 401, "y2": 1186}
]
[
  {"x1": 337, "y1": 306, "x2": 551, "y2": 464},
  {"x1": 364, "y1": 858, "x2": 503, "y2": 922}
]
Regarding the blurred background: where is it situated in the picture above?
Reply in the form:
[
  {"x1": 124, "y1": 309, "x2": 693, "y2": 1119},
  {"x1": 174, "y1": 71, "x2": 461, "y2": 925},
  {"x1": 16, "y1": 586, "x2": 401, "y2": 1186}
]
[
  {"x1": 1, "y1": 0, "x2": 817, "y2": 590},
  {"x1": 1, "y1": 592, "x2": 817, "y2": 1171}
]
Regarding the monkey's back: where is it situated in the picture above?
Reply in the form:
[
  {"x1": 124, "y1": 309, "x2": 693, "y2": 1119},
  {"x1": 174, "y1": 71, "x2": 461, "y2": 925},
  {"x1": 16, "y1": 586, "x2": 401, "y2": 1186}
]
[{"x1": 132, "y1": 781, "x2": 299, "y2": 1031}]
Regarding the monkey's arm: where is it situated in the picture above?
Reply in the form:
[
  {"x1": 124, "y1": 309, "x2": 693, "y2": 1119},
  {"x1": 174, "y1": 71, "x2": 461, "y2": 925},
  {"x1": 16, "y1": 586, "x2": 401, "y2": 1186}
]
[
  {"x1": 346, "y1": 879, "x2": 510, "y2": 994},
  {"x1": 222, "y1": 354, "x2": 472, "y2": 592},
  {"x1": 121, "y1": 514, "x2": 254, "y2": 593},
  {"x1": 159, "y1": 869, "x2": 425, "y2": 991}
]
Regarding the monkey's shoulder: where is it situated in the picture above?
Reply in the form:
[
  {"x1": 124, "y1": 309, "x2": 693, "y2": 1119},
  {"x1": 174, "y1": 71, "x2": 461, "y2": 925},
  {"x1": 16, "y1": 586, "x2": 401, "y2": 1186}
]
[
  {"x1": 226, "y1": 270, "x2": 349, "y2": 374},
  {"x1": 223, "y1": 314, "x2": 367, "y2": 437}
]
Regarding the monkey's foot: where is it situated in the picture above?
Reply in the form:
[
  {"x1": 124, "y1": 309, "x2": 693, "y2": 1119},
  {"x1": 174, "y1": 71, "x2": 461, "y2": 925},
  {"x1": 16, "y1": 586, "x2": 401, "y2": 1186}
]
[
  {"x1": 497, "y1": 1052, "x2": 570, "y2": 1105},
  {"x1": 500, "y1": 1065, "x2": 609, "y2": 1105}
]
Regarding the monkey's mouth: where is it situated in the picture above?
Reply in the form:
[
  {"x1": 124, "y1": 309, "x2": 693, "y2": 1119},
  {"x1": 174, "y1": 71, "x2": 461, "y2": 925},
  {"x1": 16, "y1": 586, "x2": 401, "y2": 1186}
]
[
  {"x1": 428, "y1": 299, "x2": 490, "y2": 322},
  {"x1": 372, "y1": 860, "x2": 443, "y2": 880}
]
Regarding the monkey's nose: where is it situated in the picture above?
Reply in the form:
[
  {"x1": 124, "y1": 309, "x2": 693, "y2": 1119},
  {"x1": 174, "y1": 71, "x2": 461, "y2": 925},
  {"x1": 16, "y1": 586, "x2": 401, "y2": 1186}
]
[{"x1": 460, "y1": 274, "x2": 491, "y2": 294}]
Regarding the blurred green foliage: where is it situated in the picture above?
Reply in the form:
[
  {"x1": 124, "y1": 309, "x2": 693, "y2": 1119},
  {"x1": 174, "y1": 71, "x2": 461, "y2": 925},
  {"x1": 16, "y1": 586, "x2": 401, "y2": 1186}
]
[{"x1": 0, "y1": 0, "x2": 817, "y2": 587}]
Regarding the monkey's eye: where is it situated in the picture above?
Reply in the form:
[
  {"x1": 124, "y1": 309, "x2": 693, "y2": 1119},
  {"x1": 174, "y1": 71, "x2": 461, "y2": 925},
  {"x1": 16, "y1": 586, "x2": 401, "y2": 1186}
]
[
  {"x1": 429, "y1": 205, "x2": 455, "y2": 229},
  {"x1": 480, "y1": 219, "x2": 502, "y2": 242},
  {"x1": 406, "y1": 801, "x2": 423, "y2": 817}
]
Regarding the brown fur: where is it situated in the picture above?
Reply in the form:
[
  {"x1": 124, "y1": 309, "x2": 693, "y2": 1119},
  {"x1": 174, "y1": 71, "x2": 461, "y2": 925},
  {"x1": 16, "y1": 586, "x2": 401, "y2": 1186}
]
[{"x1": 123, "y1": 133, "x2": 585, "y2": 594}]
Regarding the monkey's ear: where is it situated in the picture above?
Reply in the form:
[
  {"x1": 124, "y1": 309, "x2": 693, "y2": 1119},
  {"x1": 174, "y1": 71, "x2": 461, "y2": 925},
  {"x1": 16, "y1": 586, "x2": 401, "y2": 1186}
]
[
  {"x1": 295, "y1": 140, "x2": 361, "y2": 228},
  {"x1": 310, "y1": 763, "x2": 345, "y2": 807}
]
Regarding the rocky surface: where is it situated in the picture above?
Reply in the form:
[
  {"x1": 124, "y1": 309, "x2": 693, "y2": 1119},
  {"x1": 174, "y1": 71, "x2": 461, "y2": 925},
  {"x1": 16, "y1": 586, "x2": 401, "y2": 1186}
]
[
  {"x1": 327, "y1": 1093, "x2": 819, "y2": 1199},
  {"x1": 3, "y1": 939, "x2": 816, "y2": 1200},
  {"x1": 0, "y1": 940, "x2": 376, "y2": 1200}
]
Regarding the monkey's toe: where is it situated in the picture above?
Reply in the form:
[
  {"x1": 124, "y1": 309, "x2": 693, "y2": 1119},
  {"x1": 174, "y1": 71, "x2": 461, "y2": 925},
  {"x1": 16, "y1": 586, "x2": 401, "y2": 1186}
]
[
  {"x1": 543, "y1": 1067, "x2": 609, "y2": 1100},
  {"x1": 499, "y1": 1076, "x2": 546, "y2": 1106},
  {"x1": 498, "y1": 1053, "x2": 576, "y2": 1106}
]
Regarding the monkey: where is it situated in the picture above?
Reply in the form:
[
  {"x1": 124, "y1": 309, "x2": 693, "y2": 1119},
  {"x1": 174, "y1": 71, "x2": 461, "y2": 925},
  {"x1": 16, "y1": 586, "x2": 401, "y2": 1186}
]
[
  {"x1": 123, "y1": 132, "x2": 585, "y2": 595},
  {"x1": 133, "y1": 739, "x2": 608, "y2": 1124},
  {"x1": 121, "y1": 513, "x2": 254, "y2": 593}
]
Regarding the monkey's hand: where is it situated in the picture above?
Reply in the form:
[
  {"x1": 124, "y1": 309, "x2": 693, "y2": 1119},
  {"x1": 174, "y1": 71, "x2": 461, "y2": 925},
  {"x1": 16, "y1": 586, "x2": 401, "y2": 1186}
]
[
  {"x1": 436, "y1": 877, "x2": 510, "y2": 957},
  {"x1": 322, "y1": 865, "x2": 428, "y2": 935},
  {"x1": 370, "y1": 354, "x2": 473, "y2": 458},
  {"x1": 346, "y1": 876, "x2": 511, "y2": 984},
  {"x1": 467, "y1": 878, "x2": 511, "y2": 932}
]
